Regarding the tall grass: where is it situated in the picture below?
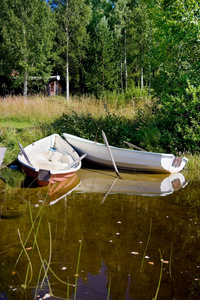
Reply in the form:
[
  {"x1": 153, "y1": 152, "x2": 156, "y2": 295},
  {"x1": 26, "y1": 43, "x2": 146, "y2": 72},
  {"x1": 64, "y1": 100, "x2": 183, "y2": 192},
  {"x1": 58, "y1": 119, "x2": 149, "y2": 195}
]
[
  {"x1": 0, "y1": 95, "x2": 69, "y2": 124},
  {"x1": 0, "y1": 94, "x2": 138, "y2": 124}
]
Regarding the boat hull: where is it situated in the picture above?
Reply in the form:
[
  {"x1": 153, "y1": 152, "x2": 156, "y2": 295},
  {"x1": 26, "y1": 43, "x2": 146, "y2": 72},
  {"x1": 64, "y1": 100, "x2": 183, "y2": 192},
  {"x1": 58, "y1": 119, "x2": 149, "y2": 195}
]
[
  {"x1": 21, "y1": 165, "x2": 76, "y2": 186},
  {"x1": 63, "y1": 133, "x2": 188, "y2": 174},
  {"x1": 18, "y1": 134, "x2": 81, "y2": 186}
]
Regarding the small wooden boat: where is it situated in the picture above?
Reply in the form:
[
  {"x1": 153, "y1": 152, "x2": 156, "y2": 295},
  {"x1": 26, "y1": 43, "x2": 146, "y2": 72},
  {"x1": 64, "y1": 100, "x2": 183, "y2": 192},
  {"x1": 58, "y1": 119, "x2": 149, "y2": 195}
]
[
  {"x1": 63, "y1": 133, "x2": 188, "y2": 174},
  {"x1": 18, "y1": 134, "x2": 84, "y2": 186}
]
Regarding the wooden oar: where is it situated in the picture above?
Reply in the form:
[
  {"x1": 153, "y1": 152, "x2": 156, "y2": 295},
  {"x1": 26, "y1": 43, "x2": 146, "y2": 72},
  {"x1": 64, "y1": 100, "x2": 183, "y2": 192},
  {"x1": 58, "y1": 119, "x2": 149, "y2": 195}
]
[
  {"x1": 101, "y1": 177, "x2": 119, "y2": 204},
  {"x1": 102, "y1": 130, "x2": 122, "y2": 179},
  {"x1": 64, "y1": 154, "x2": 87, "y2": 170},
  {"x1": 124, "y1": 141, "x2": 146, "y2": 152},
  {"x1": 18, "y1": 142, "x2": 33, "y2": 166}
]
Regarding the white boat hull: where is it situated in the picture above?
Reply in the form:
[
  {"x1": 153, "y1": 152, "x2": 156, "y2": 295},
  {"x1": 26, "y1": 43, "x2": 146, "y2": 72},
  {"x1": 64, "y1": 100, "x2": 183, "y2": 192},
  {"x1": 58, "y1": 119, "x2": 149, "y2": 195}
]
[
  {"x1": 18, "y1": 134, "x2": 81, "y2": 186},
  {"x1": 63, "y1": 133, "x2": 188, "y2": 174}
]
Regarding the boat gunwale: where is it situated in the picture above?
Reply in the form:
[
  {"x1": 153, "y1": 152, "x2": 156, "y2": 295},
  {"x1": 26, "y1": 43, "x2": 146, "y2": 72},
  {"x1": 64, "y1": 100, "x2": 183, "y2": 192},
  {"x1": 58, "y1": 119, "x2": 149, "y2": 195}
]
[{"x1": 63, "y1": 133, "x2": 188, "y2": 160}]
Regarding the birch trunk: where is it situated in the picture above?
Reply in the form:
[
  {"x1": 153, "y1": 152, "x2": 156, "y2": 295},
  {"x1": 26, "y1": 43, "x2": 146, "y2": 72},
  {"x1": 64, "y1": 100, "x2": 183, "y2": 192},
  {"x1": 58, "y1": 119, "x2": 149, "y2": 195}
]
[
  {"x1": 121, "y1": 61, "x2": 123, "y2": 93},
  {"x1": 141, "y1": 66, "x2": 144, "y2": 89},
  {"x1": 24, "y1": 71, "x2": 28, "y2": 99},
  {"x1": 124, "y1": 28, "x2": 127, "y2": 91},
  {"x1": 66, "y1": 0, "x2": 69, "y2": 101}
]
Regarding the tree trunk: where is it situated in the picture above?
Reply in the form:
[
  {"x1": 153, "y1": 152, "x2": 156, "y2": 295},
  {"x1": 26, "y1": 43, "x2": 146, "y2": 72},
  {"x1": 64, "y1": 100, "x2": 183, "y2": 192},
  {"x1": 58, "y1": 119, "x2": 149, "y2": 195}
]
[
  {"x1": 66, "y1": 0, "x2": 69, "y2": 101},
  {"x1": 66, "y1": 50, "x2": 69, "y2": 101},
  {"x1": 124, "y1": 28, "x2": 127, "y2": 91},
  {"x1": 121, "y1": 61, "x2": 123, "y2": 93},
  {"x1": 24, "y1": 72, "x2": 28, "y2": 99},
  {"x1": 149, "y1": 25, "x2": 152, "y2": 95},
  {"x1": 141, "y1": 66, "x2": 144, "y2": 89}
]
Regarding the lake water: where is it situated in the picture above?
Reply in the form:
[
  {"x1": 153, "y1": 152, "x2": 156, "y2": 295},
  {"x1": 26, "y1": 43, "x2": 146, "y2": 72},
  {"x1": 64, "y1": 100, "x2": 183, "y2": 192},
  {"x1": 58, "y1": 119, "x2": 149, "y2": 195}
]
[{"x1": 0, "y1": 168, "x2": 200, "y2": 300}]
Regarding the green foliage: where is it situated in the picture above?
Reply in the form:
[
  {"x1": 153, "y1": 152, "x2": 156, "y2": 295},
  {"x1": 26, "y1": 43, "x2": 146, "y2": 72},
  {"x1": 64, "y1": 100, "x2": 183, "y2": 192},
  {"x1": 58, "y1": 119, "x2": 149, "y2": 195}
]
[
  {"x1": 124, "y1": 83, "x2": 149, "y2": 103},
  {"x1": 149, "y1": 0, "x2": 200, "y2": 97},
  {"x1": 0, "y1": 168, "x2": 24, "y2": 187},
  {"x1": 85, "y1": 15, "x2": 117, "y2": 96},
  {"x1": 44, "y1": 81, "x2": 200, "y2": 155},
  {"x1": 0, "y1": 0, "x2": 55, "y2": 94},
  {"x1": 50, "y1": 0, "x2": 92, "y2": 94},
  {"x1": 47, "y1": 108, "x2": 163, "y2": 152},
  {"x1": 154, "y1": 83, "x2": 200, "y2": 153},
  {"x1": 0, "y1": 126, "x2": 43, "y2": 164}
]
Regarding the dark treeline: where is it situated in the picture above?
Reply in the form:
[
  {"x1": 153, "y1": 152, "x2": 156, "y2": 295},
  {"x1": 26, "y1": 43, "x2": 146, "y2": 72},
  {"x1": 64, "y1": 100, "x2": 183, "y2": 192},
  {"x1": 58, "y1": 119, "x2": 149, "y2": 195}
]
[
  {"x1": 0, "y1": 0, "x2": 199, "y2": 99},
  {"x1": 0, "y1": 0, "x2": 200, "y2": 153}
]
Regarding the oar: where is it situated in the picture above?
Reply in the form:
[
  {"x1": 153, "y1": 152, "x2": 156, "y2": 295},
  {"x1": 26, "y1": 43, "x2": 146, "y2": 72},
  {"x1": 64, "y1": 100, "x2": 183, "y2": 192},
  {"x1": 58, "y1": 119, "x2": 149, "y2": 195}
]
[
  {"x1": 101, "y1": 177, "x2": 119, "y2": 204},
  {"x1": 124, "y1": 141, "x2": 147, "y2": 152},
  {"x1": 18, "y1": 142, "x2": 33, "y2": 166},
  {"x1": 102, "y1": 130, "x2": 122, "y2": 179},
  {"x1": 64, "y1": 154, "x2": 87, "y2": 170}
]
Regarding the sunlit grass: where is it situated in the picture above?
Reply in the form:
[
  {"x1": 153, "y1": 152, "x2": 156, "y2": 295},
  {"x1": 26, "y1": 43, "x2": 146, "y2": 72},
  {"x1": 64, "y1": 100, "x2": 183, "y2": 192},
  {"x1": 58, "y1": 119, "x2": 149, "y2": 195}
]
[
  {"x1": 0, "y1": 95, "x2": 69, "y2": 124},
  {"x1": 182, "y1": 153, "x2": 200, "y2": 182},
  {"x1": 0, "y1": 94, "x2": 138, "y2": 126}
]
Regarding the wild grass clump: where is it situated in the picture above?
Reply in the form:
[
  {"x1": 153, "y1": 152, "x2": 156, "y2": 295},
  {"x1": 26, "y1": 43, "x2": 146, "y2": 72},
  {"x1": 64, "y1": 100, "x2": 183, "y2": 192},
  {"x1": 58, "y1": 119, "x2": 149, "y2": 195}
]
[
  {"x1": 0, "y1": 93, "x2": 146, "y2": 124},
  {"x1": 0, "y1": 95, "x2": 69, "y2": 124}
]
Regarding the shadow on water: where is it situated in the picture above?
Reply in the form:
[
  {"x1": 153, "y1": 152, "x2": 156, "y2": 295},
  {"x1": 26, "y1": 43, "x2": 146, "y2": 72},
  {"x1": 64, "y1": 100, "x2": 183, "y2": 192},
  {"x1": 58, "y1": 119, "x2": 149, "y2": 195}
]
[{"x1": 0, "y1": 167, "x2": 200, "y2": 299}]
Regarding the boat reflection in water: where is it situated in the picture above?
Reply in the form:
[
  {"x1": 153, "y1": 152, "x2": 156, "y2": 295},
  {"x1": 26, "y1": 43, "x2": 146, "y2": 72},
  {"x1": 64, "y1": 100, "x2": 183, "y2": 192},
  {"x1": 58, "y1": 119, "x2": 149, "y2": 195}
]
[
  {"x1": 22, "y1": 173, "x2": 80, "y2": 206},
  {"x1": 74, "y1": 169, "x2": 187, "y2": 197},
  {"x1": 21, "y1": 168, "x2": 186, "y2": 207}
]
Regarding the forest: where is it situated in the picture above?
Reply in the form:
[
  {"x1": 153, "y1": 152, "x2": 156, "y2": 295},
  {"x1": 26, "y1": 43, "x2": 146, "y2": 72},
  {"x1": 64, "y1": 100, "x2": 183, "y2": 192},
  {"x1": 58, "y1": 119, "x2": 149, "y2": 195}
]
[{"x1": 0, "y1": 0, "x2": 200, "y2": 153}]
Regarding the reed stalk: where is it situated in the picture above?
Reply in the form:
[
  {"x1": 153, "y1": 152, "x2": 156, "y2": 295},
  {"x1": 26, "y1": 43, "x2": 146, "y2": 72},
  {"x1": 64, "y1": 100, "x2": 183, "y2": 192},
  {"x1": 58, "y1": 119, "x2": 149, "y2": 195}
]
[
  {"x1": 74, "y1": 238, "x2": 83, "y2": 300},
  {"x1": 140, "y1": 218, "x2": 152, "y2": 273},
  {"x1": 15, "y1": 194, "x2": 48, "y2": 267},
  {"x1": 17, "y1": 229, "x2": 33, "y2": 288},
  {"x1": 34, "y1": 223, "x2": 53, "y2": 298},
  {"x1": 107, "y1": 278, "x2": 111, "y2": 300},
  {"x1": 15, "y1": 184, "x2": 83, "y2": 299},
  {"x1": 169, "y1": 241, "x2": 174, "y2": 281},
  {"x1": 67, "y1": 276, "x2": 70, "y2": 300},
  {"x1": 153, "y1": 249, "x2": 163, "y2": 300}
]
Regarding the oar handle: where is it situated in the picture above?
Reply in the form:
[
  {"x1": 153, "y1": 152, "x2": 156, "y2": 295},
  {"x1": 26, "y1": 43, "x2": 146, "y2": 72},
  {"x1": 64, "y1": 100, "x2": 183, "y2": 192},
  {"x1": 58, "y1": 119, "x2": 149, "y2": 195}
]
[
  {"x1": 64, "y1": 154, "x2": 87, "y2": 170},
  {"x1": 18, "y1": 142, "x2": 33, "y2": 166}
]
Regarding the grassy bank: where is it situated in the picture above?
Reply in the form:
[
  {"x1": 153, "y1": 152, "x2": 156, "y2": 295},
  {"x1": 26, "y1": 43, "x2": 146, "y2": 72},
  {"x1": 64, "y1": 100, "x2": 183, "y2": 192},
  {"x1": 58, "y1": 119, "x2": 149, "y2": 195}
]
[
  {"x1": 0, "y1": 94, "x2": 142, "y2": 163},
  {"x1": 0, "y1": 94, "x2": 198, "y2": 181}
]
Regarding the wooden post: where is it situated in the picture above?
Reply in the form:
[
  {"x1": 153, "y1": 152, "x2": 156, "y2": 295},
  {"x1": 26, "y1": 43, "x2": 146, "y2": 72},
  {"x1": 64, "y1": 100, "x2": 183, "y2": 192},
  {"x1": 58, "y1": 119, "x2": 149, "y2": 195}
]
[{"x1": 102, "y1": 130, "x2": 122, "y2": 179}]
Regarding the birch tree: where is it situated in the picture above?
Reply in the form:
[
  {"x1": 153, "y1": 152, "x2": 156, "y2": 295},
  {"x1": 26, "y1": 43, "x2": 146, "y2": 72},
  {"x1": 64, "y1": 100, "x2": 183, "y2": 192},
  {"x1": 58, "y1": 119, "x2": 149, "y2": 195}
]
[
  {"x1": 50, "y1": 0, "x2": 91, "y2": 100},
  {"x1": 109, "y1": 0, "x2": 130, "y2": 92},
  {"x1": 0, "y1": 0, "x2": 55, "y2": 97}
]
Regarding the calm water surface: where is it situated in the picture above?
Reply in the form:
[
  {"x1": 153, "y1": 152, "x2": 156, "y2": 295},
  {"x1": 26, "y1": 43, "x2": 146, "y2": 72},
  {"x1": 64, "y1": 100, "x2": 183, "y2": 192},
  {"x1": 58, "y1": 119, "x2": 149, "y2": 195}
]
[{"x1": 0, "y1": 168, "x2": 200, "y2": 300}]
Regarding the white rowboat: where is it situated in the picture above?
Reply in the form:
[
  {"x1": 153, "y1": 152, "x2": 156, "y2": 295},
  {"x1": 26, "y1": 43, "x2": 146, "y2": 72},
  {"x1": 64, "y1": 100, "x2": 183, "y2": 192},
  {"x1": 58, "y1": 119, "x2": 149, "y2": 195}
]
[
  {"x1": 18, "y1": 134, "x2": 83, "y2": 186},
  {"x1": 63, "y1": 133, "x2": 188, "y2": 174}
]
